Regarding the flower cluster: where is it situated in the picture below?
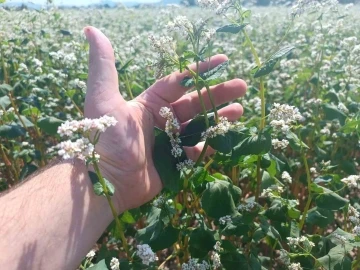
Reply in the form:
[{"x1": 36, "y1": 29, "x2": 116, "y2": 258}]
[
  {"x1": 261, "y1": 185, "x2": 284, "y2": 197},
  {"x1": 219, "y1": 215, "x2": 232, "y2": 225},
  {"x1": 182, "y1": 258, "x2": 210, "y2": 270},
  {"x1": 201, "y1": 116, "x2": 231, "y2": 140},
  {"x1": 166, "y1": 16, "x2": 192, "y2": 36},
  {"x1": 341, "y1": 175, "x2": 360, "y2": 188},
  {"x1": 269, "y1": 103, "x2": 303, "y2": 133},
  {"x1": 348, "y1": 205, "x2": 360, "y2": 225},
  {"x1": 159, "y1": 107, "x2": 183, "y2": 158},
  {"x1": 281, "y1": 171, "x2": 292, "y2": 184},
  {"x1": 288, "y1": 262, "x2": 303, "y2": 270},
  {"x1": 238, "y1": 201, "x2": 260, "y2": 212},
  {"x1": 57, "y1": 115, "x2": 117, "y2": 137},
  {"x1": 110, "y1": 258, "x2": 120, "y2": 270},
  {"x1": 57, "y1": 138, "x2": 97, "y2": 161},
  {"x1": 153, "y1": 195, "x2": 165, "y2": 208},
  {"x1": 86, "y1": 250, "x2": 96, "y2": 260},
  {"x1": 212, "y1": 253, "x2": 221, "y2": 268},
  {"x1": 332, "y1": 233, "x2": 347, "y2": 247},
  {"x1": 287, "y1": 236, "x2": 315, "y2": 251},
  {"x1": 197, "y1": 0, "x2": 232, "y2": 15},
  {"x1": 136, "y1": 244, "x2": 158, "y2": 266},
  {"x1": 176, "y1": 159, "x2": 195, "y2": 171},
  {"x1": 272, "y1": 138, "x2": 289, "y2": 149}
]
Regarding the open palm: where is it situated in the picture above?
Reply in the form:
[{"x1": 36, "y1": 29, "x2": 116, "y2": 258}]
[{"x1": 83, "y1": 26, "x2": 247, "y2": 213}]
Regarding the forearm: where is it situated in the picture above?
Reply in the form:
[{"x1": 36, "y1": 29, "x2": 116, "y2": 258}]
[{"x1": 0, "y1": 159, "x2": 115, "y2": 270}]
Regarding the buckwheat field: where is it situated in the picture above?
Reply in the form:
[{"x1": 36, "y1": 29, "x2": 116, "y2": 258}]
[{"x1": 0, "y1": 1, "x2": 360, "y2": 269}]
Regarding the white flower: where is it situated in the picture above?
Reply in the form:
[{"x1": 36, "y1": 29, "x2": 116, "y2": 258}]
[
  {"x1": 176, "y1": 159, "x2": 195, "y2": 171},
  {"x1": 281, "y1": 171, "x2": 292, "y2": 184},
  {"x1": 153, "y1": 195, "x2": 165, "y2": 208},
  {"x1": 341, "y1": 175, "x2": 360, "y2": 188},
  {"x1": 269, "y1": 103, "x2": 303, "y2": 133},
  {"x1": 261, "y1": 185, "x2": 284, "y2": 197},
  {"x1": 136, "y1": 244, "x2": 158, "y2": 266},
  {"x1": 213, "y1": 241, "x2": 221, "y2": 252},
  {"x1": 86, "y1": 250, "x2": 96, "y2": 259},
  {"x1": 159, "y1": 107, "x2": 183, "y2": 158},
  {"x1": 332, "y1": 233, "x2": 347, "y2": 247},
  {"x1": 57, "y1": 115, "x2": 117, "y2": 137},
  {"x1": 201, "y1": 116, "x2": 231, "y2": 140},
  {"x1": 56, "y1": 138, "x2": 97, "y2": 162},
  {"x1": 272, "y1": 138, "x2": 289, "y2": 149},
  {"x1": 288, "y1": 262, "x2": 303, "y2": 270},
  {"x1": 182, "y1": 258, "x2": 210, "y2": 270},
  {"x1": 212, "y1": 252, "x2": 221, "y2": 268},
  {"x1": 287, "y1": 236, "x2": 315, "y2": 250},
  {"x1": 167, "y1": 16, "x2": 192, "y2": 36},
  {"x1": 219, "y1": 215, "x2": 232, "y2": 225},
  {"x1": 310, "y1": 167, "x2": 317, "y2": 174},
  {"x1": 238, "y1": 201, "x2": 259, "y2": 212},
  {"x1": 110, "y1": 257, "x2": 120, "y2": 270},
  {"x1": 353, "y1": 226, "x2": 360, "y2": 236}
]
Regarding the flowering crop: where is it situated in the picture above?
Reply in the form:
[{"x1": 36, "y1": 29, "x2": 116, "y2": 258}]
[{"x1": 0, "y1": 1, "x2": 360, "y2": 269}]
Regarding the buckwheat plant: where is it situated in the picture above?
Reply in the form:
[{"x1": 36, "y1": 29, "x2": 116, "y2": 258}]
[{"x1": 1, "y1": 2, "x2": 360, "y2": 270}]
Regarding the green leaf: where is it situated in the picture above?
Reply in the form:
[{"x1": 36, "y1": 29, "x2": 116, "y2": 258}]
[
  {"x1": 315, "y1": 187, "x2": 348, "y2": 211},
  {"x1": 0, "y1": 124, "x2": 26, "y2": 138},
  {"x1": 253, "y1": 45, "x2": 295, "y2": 78},
  {"x1": 216, "y1": 23, "x2": 248, "y2": 34},
  {"x1": 0, "y1": 96, "x2": 10, "y2": 108},
  {"x1": 60, "y1": 29, "x2": 72, "y2": 35},
  {"x1": 121, "y1": 211, "x2": 136, "y2": 224},
  {"x1": 208, "y1": 133, "x2": 233, "y2": 154},
  {"x1": 188, "y1": 223, "x2": 216, "y2": 258},
  {"x1": 87, "y1": 259, "x2": 108, "y2": 270},
  {"x1": 201, "y1": 180, "x2": 241, "y2": 219},
  {"x1": 0, "y1": 84, "x2": 13, "y2": 93},
  {"x1": 118, "y1": 59, "x2": 134, "y2": 74},
  {"x1": 153, "y1": 128, "x2": 182, "y2": 192},
  {"x1": 37, "y1": 117, "x2": 64, "y2": 135},
  {"x1": 317, "y1": 245, "x2": 352, "y2": 270},
  {"x1": 306, "y1": 207, "x2": 334, "y2": 228},
  {"x1": 323, "y1": 104, "x2": 347, "y2": 126},
  {"x1": 220, "y1": 252, "x2": 248, "y2": 269},
  {"x1": 180, "y1": 115, "x2": 209, "y2": 146},
  {"x1": 232, "y1": 129, "x2": 272, "y2": 159},
  {"x1": 180, "y1": 61, "x2": 229, "y2": 87},
  {"x1": 286, "y1": 131, "x2": 309, "y2": 152},
  {"x1": 290, "y1": 220, "x2": 300, "y2": 238},
  {"x1": 88, "y1": 171, "x2": 115, "y2": 196},
  {"x1": 149, "y1": 225, "x2": 180, "y2": 251}
]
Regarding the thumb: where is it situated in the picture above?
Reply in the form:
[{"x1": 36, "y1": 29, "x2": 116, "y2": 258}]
[{"x1": 84, "y1": 26, "x2": 124, "y2": 117}]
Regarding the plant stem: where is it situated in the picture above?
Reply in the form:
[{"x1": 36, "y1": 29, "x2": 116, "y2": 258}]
[
  {"x1": 242, "y1": 29, "x2": 266, "y2": 202},
  {"x1": 159, "y1": 253, "x2": 176, "y2": 269},
  {"x1": 195, "y1": 140, "x2": 209, "y2": 167},
  {"x1": 124, "y1": 73, "x2": 134, "y2": 100},
  {"x1": 205, "y1": 84, "x2": 219, "y2": 123},
  {"x1": 298, "y1": 150, "x2": 312, "y2": 230},
  {"x1": 92, "y1": 159, "x2": 130, "y2": 259}
]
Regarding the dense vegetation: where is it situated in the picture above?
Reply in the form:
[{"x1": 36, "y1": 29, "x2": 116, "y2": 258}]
[{"x1": 0, "y1": 2, "x2": 359, "y2": 269}]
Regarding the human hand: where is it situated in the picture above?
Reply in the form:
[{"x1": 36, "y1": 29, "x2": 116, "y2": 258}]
[{"x1": 83, "y1": 26, "x2": 247, "y2": 213}]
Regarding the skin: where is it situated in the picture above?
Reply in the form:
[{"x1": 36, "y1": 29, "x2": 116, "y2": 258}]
[{"x1": 0, "y1": 26, "x2": 247, "y2": 269}]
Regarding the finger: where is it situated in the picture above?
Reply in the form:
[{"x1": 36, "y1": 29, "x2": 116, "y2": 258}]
[
  {"x1": 84, "y1": 26, "x2": 124, "y2": 117},
  {"x1": 183, "y1": 103, "x2": 244, "y2": 160},
  {"x1": 172, "y1": 79, "x2": 247, "y2": 123},
  {"x1": 142, "y1": 54, "x2": 228, "y2": 103},
  {"x1": 184, "y1": 142, "x2": 215, "y2": 161}
]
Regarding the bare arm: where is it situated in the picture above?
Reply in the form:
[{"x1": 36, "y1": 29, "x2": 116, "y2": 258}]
[{"x1": 0, "y1": 160, "x2": 116, "y2": 269}]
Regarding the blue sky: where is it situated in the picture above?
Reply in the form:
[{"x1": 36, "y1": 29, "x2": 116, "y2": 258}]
[{"x1": 5, "y1": 0, "x2": 158, "y2": 5}]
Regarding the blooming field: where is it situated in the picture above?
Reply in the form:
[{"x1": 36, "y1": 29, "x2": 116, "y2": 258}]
[{"x1": 0, "y1": 1, "x2": 360, "y2": 269}]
